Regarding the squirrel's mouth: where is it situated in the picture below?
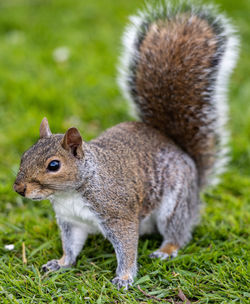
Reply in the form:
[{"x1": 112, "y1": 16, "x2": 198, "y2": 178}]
[
  {"x1": 24, "y1": 186, "x2": 55, "y2": 201},
  {"x1": 31, "y1": 197, "x2": 44, "y2": 201},
  {"x1": 27, "y1": 193, "x2": 50, "y2": 201}
]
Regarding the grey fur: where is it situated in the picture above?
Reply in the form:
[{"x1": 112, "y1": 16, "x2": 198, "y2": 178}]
[
  {"x1": 13, "y1": 0, "x2": 239, "y2": 290},
  {"x1": 118, "y1": 0, "x2": 239, "y2": 187}
]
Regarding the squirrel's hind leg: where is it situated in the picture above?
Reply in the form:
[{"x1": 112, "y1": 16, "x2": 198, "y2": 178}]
[{"x1": 150, "y1": 159, "x2": 200, "y2": 260}]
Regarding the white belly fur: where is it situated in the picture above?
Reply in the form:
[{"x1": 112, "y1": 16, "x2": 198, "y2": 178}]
[{"x1": 50, "y1": 191, "x2": 102, "y2": 235}]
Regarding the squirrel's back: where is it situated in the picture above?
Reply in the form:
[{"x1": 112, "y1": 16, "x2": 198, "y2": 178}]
[{"x1": 118, "y1": 0, "x2": 239, "y2": 187}]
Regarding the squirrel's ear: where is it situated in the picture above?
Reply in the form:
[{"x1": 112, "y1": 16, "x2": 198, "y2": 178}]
[
  {"x1": 62, "y1": 127, "x2": 84, "y2": 159},
  {"x1": 40, "y1": 117, "x2": 52, "y2": 138}
]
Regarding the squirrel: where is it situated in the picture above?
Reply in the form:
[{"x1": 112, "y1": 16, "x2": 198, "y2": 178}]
[{"x1": 13, "y1": 0, "x2": 238, "y2": 289}]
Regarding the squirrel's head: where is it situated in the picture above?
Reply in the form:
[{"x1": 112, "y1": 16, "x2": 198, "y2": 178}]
[{"x1": 13, "y1": 118, "x2": 85, "y2": 201}]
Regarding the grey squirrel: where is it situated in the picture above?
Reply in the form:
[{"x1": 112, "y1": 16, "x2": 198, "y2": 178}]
[{"x1": 13, "y1": 0, "x2": 238, "y2": 290}]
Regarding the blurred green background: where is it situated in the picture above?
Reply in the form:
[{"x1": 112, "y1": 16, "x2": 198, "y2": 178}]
[{"x1": 0, "y1": 0, "x2": 249, "y2": 303}]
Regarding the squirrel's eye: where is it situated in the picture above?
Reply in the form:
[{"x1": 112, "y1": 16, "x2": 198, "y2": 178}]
[{"x1": 47, "y1": 160, "x2": 60, "y2": 172}]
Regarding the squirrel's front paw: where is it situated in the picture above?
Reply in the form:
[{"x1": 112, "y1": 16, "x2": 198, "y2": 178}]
[
  {"x1": 112, "y1": 276, "x2": 133, "y2": 290},
  {"x1": 42, "y1": 259, "x2": 61, "y2": 272}
]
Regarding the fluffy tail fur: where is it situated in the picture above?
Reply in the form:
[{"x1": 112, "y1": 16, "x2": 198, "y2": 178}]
[{"x1": 118, "y1": 0, "x2": 239, "y2": 188}]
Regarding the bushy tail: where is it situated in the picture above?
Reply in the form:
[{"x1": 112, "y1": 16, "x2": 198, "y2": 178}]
[{"x1": 118, "y1": 0, "x2": 239, "y2": 188}]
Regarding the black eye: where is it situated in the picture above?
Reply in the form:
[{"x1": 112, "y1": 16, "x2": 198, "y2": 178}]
[{"x1": 47, "y1": 160, "x2": 60, "y2": 172}]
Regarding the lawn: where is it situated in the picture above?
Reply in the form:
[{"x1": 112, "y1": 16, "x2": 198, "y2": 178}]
[{"x1": 0, "y1": 0, "x2": 249, "y2": 303}]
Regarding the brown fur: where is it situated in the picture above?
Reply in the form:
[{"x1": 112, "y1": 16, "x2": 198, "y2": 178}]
[
  {"x1": 158, "y1": 243, "x2": 179, "y2": 255},
  {"x1": 58, "y1": 254, "x2": 66, "y2": 266},
  {"x1": 14, "y1": 135, "x2": 83, "y2": 199},
  {"x1": 14, "y1": 1, "x2": 238, "y2": 290},
  {"x1": 135, "y1": 14, "x2": 218, "y2": 186},
  {"x1": 14, "y1": 121, "x2": 196, "y2": 289}
]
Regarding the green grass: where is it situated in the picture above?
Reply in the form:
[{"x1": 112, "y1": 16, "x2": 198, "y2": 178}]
[{"x1": 0, "y1": 0, "x2": 249, "y2": 303}]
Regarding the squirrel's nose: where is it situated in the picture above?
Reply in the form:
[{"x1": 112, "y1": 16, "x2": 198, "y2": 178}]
[{"x1": 13, "y1": 183, "x2": 27, "y2": 197}]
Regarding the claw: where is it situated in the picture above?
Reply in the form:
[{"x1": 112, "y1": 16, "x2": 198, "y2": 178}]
[
  {"x1": 112, "y1": 276, "x2": 133, "y2": 290},
  {"x1": 42, "y1": 259, "x2": 61, "y2": 272},
  {"x1": 149, "y1": 249, "x2": 178, "y2": 260}
]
